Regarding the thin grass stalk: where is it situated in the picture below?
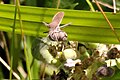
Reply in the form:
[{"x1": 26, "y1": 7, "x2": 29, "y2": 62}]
[
  {"x1": 0, "y1": 32, "x2": 10, "y2": 65},
  {"x1": 92, "y1": 0, "x2": 119, "y2": 11},
  {"x1": 9, "y1": 58, "x2": 13, "y2": 80},
  {"x1": 57, "y1": 0, "x2": 60, "y2": 9},
  {"x1": 113, "y1": 0, "x2": 116, "y2": 13},
  {"x1": 16, "y1": 0, "x2": 32, "y2": 79},
  {"x1": 40, "y1": 63, "x2": 46, "y2": 80},
  {"x1": 9, "y1": 2, "x2": 17, "y2": 80},
  {"x1": 94, "y1": 0, "x2": 120, "y2": 43},
  {"x1": 86, "y1": 0, "x2": 95, "y2": 11},
  {"x1": 0, "y1": 57, "x2": 20, "y2": 79}
]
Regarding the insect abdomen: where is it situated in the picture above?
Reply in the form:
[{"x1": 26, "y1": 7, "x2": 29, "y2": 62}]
[{"x1": 49, "y1": 30, "x2": 67, "y2": 41}]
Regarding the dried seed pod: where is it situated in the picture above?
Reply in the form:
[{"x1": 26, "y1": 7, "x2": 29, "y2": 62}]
[
  {"x1": 96, "y1": 65, "x2": 114, "y2": 77},
  {"x1": 107, "y1": 47, "x2": 119, "y2": 59},
  {"x1": 51, "y1": 69, "x2": 68, "y2": 80}
]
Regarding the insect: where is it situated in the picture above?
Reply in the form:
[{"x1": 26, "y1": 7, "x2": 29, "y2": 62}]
[{"x1": 43, "y1": 12, "x2": 71, "y2": 41}]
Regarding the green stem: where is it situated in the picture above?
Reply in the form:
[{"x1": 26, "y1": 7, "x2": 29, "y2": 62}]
[
  {"x1": 86, "y1": 0, "x2": 95, "y2": 11},
  {"x1": 57, "y1": 0, "x2": 60, "y2": 9},
  {"x1": 9, "y1": 3, "x2": 17, "y2": 80},
  {"x1": 9, "y1": 55, "x2": 13, "y2": 80},
  {"x1": 16, "y1": 0, "x2": 32, "y2": 79}
]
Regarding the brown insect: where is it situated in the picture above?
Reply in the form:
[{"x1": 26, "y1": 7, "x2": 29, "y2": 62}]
[{"x1": 43, "y1": 12, "x2": 71, "y2": 41}]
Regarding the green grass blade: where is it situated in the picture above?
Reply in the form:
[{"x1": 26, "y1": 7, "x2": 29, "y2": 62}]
[{"x1": 0, "y1": 4, "x2": 120, "y2": 44}]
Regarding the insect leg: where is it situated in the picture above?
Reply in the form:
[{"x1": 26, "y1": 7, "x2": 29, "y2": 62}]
[
  {"x1": 60, "y1": 22, "x2": 71, "y2": 28},
  {"x1": 42, "y1": 22, "x2": 49, "y2": 27}
]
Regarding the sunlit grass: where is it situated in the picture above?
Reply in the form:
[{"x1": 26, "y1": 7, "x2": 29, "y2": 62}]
[{"x1": 0, "y1": 4, "x2": 120, "y2": 44}]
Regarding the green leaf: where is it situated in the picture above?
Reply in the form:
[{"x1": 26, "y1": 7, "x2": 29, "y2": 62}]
[{"x1": 0, "y1": 4, "x2": 120, "y2": 44}]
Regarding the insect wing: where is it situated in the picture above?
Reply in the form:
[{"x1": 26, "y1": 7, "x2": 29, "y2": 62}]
[
  {"x1": 52, "y1": 12, "x2": 64, "y2": 24},
  {"x1": 49, "y1": 12, "x2": 64, "y2": 29}
]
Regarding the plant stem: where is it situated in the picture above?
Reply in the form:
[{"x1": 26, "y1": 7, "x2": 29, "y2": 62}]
[
  {"x1": 86, "y1": 0, "x2": 95, "y2": 12},
  {"x1": 57, "y1": 0, "x2": 60, "y2": 9},
  {"x1": 113, "y1": 0, "x2": 116, "y2": 13},
  {"x1": 94, "y1": 0, "x2": 120, "y2": 42},
  {"x1": 0, "y1": 57, "x2": 20, "y2": 79},
  {"x1": 9, "y1": 2, "x2": 17, "y2": 80},
  {"x1": 0, "y1": 32, "x2": 10, "y2": 65},
  {"x1": 16, "y1": 0, "x2": 32, "y2": 79}
]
